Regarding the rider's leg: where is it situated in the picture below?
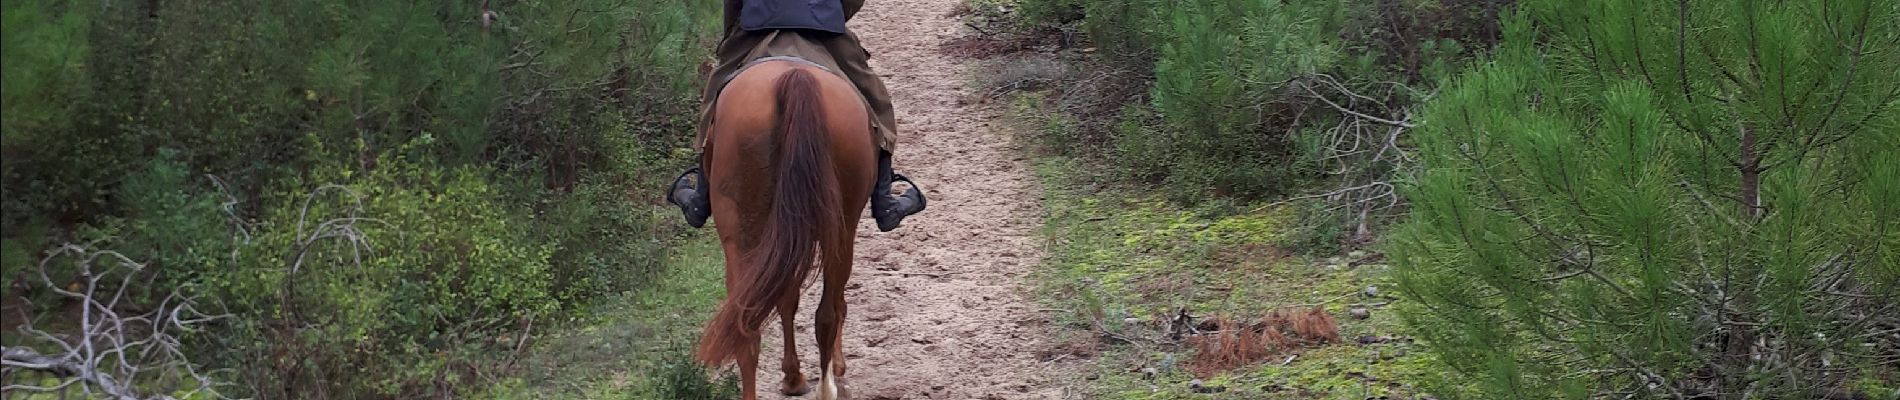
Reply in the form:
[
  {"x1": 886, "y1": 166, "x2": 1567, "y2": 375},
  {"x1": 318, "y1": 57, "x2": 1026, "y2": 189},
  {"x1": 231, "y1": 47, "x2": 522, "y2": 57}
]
[
  {"x1": 870, "y1": 150, "x2": 926, "y2": 231},
  {"x1": 823, "y1": 32, "x2": 924, "y2": 232},
  {"x1": 667, "y1": 151, "x2": 713, "y2": 228},
  {"x1": 826, "y1": 32, "x2": 898, "y2": 151},
  {"x1": 671, "y1": 30, "x2": 763, "y2": 228}
]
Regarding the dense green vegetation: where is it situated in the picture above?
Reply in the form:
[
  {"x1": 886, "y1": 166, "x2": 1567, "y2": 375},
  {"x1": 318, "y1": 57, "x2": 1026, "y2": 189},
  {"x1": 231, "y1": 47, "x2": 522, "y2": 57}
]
[
  {"x1": 2, "y1": 0, "x2": 723, "y2": 397},
  {"x1": 971, "y1": 0, "x2": 1508, "y2": 259},
  {"x1": 9, "y1": 0, "x2": 1895, "y2": 397},
  {"x1": 974, "y1": 0, "x2": 1504, "y2": 396},
  {"x1": 1391, "y1": 0, "x2": 1899, "y2": 398},
  {"x1": 478, "y1": 237, "x2": 739, "y2": 399},
  {"x1": 997, "y1": 0, "x2": 1897, "y2": 398},
  {"x1": 988, "y1": 0, "x2": 1497, "y2": 206},
  {"x1": 1014, "y1": 142, "x2": 1434, "y2": 399}
]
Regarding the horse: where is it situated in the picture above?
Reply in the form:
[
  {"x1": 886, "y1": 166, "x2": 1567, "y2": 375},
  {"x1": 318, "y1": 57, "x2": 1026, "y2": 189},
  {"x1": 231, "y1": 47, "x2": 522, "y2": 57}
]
[{"x1": 693, "y1": 57, "x2": 877, "y2": 400}]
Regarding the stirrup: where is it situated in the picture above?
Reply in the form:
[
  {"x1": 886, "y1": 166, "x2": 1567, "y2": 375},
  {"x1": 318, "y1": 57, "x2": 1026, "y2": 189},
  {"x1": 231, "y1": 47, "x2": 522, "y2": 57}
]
[
  {"x1": 667, "y1": 168, "x2": 712, "y2": 228},
  {"x1": 872, "y1": 173, "x2": 927, "y2": 232}
]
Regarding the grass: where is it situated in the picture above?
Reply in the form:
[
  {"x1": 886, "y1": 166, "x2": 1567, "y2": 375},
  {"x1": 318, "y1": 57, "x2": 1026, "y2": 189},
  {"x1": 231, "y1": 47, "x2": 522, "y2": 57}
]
[
  {"x1": 474, "y1": 231, "x2": 738, "y2": 400},
  {"x1": 1011, "y1": 95, "x2": 1438, "y2": 399}
]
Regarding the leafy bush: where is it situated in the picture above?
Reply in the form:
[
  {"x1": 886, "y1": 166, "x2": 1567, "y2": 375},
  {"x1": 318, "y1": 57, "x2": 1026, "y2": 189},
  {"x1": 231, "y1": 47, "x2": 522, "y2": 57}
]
[
  {"x1": 1005, "y1": 0, "x2": 1495, "y2": 218},
  {"x1": 645, "y1": 344, "x2": 742, "y2": 400},
  {"x1": 2, "y1": 0, "x2": 719, "y2": 396},
  {"x1": 1, "y1": 0, "x2": 122, "y2": 226},
  {"x1": 203, "y1": 144, "x2": 565, "y2": 395},
  {"x1": 1139, "y1": 0, "x2": 1340, "y2": 199},
  {"x1": 1389, "y1": 0, "x2": 1900, "y2": 398}
]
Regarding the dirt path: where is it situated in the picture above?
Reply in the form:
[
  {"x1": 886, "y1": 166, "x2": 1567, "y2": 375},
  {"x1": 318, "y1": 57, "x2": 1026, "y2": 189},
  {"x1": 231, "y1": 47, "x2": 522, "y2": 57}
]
[{"x1": 754, "y1": 0, "x2": 1068, "y2": 398}]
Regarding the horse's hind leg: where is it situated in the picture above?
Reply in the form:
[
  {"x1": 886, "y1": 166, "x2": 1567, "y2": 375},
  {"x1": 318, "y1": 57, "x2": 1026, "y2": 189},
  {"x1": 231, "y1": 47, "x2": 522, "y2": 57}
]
[
  {"x1": 717, "y1": 244, "x2": 766, "y2": 400},
  {"x1": 815, "y1": 241, "x2": 855, "y2": 399},
  {"x1": 738, "y1": 337, "x2": 761, "y2": 400},
  {"x1": 778, "y1": 291, "x2": 812, "y2": 396}
]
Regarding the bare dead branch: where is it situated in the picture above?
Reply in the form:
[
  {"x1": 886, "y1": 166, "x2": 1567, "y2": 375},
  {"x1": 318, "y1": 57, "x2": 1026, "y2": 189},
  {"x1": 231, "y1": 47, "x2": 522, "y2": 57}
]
[
  {"x1": 204, "y1": 174, "x2": 253, "y2": 260},
  {"x1": 1297, "y1": 80, "x2": 1416, "y2": 129},
  {"x1": 3, "y1": 244, "x2": 238, "y2": 400},
  {"x1": 289, "y1": 185, "x2": 389, "y2": 275}
]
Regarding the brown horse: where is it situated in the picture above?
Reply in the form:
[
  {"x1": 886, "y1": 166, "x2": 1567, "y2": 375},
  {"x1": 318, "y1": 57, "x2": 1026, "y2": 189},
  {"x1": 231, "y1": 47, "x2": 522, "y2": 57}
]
[{"x1": 694, "y1": 58, "x2": 876, "y2": 400}]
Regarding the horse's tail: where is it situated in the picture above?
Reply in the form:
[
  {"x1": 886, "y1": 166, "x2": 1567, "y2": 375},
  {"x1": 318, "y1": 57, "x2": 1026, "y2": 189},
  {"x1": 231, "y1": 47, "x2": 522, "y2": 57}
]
[{"x1": 696, "y1": 68, "x2": 842, "y2": 366}]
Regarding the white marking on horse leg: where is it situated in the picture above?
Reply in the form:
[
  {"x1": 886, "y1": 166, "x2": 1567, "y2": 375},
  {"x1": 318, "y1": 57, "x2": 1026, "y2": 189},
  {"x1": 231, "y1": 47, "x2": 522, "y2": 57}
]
[{"x1": 819, "y1": 360, "x2": 840, "y2": 400}]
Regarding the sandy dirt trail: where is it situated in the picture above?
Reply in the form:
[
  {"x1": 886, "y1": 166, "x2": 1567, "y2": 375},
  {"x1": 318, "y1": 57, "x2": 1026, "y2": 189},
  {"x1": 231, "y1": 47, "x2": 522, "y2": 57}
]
[{"x1": 752, "y1": 0, "x2": 1070, "y2": 398}]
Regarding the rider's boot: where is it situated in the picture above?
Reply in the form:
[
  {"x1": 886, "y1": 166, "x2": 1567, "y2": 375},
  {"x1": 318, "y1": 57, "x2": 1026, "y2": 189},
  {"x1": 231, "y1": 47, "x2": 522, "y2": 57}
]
[
  {"x1": 869, "y1": 150, "x2": 926, "y2": 232},
  {"x1": 667, "y1": 154, "x2": 714, "y2": 228}
]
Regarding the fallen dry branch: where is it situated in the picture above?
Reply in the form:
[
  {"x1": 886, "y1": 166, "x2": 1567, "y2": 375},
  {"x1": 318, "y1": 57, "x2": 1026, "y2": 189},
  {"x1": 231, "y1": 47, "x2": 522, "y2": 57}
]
[{"x1": 1, "y1": 244, "x2": 236, "y2": 400}]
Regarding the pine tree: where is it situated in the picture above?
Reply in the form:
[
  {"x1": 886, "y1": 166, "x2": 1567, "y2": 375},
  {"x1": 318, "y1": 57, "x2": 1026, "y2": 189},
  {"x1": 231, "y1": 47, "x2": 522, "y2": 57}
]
[{"x1": 1390, "y1": 0, "x2": 1899, "y2": 398}]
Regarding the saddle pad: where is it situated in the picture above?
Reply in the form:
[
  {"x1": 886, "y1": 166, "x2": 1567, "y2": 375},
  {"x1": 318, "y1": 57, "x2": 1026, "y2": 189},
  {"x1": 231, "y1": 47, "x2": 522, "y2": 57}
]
[{"x1": 715, "y1": 30, "x2": 865, "y2": 105}]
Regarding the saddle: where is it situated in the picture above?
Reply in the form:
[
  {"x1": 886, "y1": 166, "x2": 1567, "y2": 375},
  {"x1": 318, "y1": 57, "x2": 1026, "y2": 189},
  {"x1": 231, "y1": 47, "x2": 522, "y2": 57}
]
[{"x1": 713, "y1": 30, "x2": 870, "y2": 109}]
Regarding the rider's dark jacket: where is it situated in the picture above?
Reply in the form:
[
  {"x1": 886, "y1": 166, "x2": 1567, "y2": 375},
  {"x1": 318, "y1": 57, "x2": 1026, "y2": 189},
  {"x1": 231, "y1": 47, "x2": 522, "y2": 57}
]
[{"x1": 738, "y1": 0, "x2": 849, "y2": 33}]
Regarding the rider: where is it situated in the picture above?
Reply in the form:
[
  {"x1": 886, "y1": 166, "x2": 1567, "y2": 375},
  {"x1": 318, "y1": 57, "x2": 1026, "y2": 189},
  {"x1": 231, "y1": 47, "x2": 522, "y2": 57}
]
[{"x1": 667, "y1": 0, "x2": 926, "y2": 232}]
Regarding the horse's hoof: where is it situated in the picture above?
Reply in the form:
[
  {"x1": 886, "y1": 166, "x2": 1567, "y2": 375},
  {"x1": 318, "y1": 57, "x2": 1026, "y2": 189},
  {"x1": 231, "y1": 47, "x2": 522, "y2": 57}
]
[
  {"x1": 782, "y1": 380, "x2": 813, "y2": 396},
  {"x1": 818, "y1": 377, "x2": 850, "y2": 400}
]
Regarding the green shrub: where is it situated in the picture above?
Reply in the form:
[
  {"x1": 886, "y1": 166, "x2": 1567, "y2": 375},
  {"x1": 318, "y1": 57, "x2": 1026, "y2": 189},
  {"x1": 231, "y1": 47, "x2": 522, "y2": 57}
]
[
  {"x1": 0, "y1": 0, "x2": 120, "y2": 226},
  {"x1": 2, "y1": 0, "x2": 718, "y2": 396},
  {"x1": 1006, "y1": 0, "x2": 1344, "y2": 200},
  {"x1": 1006, "y1": 0, "x2": 1489, "y2": 211},
  {"x1": 182, "y1": 138, "x2": 553, "y2": 396},
  {"x1": 538, "y1": 177, "x2": 672, "y2": 301},
  {"x1": 1390, "y1": 0, "x2": 1900, "y2": 397},
  {"x1": 644, "y1": 343, "x2": 742, "y2": 400}
]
